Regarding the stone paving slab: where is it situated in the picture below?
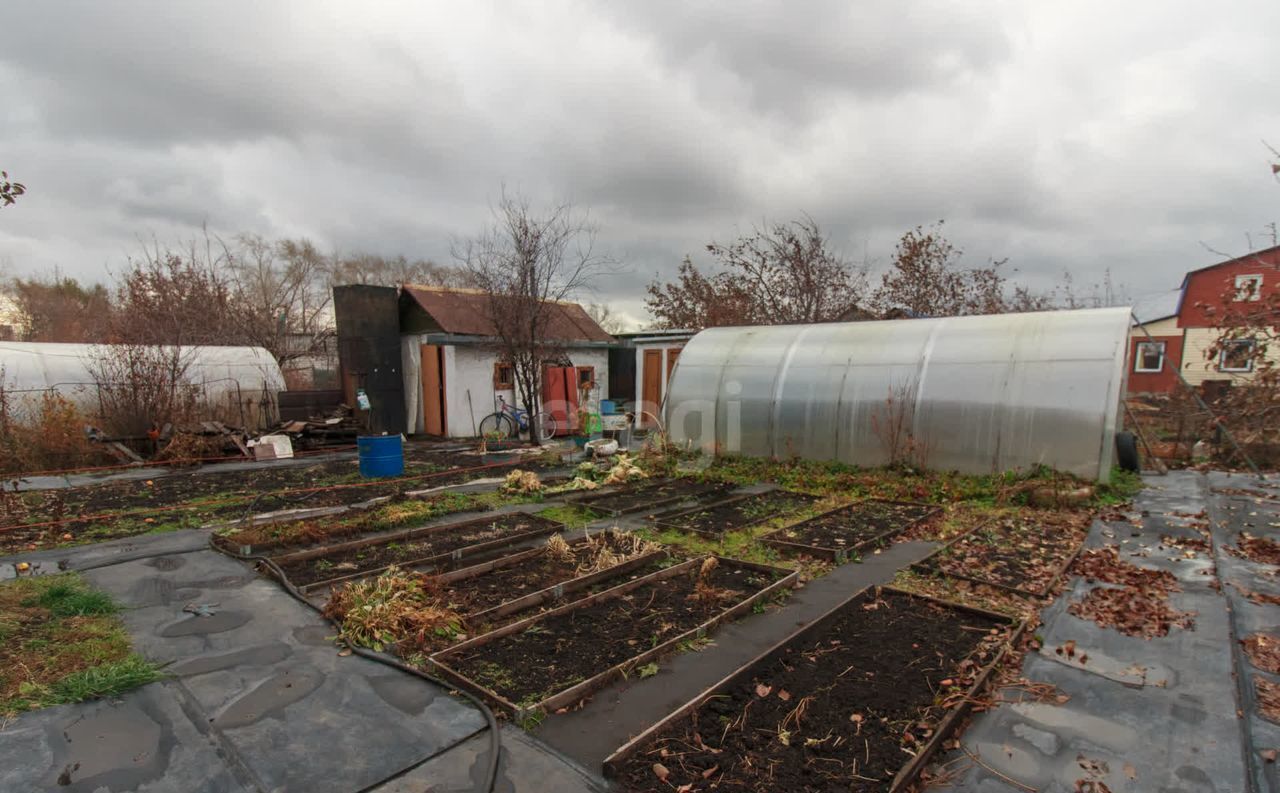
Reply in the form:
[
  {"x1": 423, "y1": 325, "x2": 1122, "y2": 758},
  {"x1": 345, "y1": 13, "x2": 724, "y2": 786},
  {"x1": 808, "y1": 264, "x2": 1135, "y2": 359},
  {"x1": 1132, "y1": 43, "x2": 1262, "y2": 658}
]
[
  {"x1": 939, "y1": 471, "x2": 1250, "y2": 793},
  {"x1": 84, "y1": 549, "x2": 487, "y2": 792},
  {"x1": 1208, "y1": 471, "x2": 1280, "y2": 793},
  {"x1": 0, "y1": 536, "x2": 490, "y2": 792},
  {"x1": 371, "y1": 725, "x2": 607, "y2": 793},
  {"x1": 0, "y1": 682, "x2": 252, "y2": 793}
]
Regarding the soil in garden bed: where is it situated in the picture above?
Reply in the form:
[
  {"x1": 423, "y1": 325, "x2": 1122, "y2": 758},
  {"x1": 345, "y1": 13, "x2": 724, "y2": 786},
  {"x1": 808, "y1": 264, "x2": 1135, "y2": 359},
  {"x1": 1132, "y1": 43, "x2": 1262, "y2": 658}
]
[
  {"x1": 577, "y1": 479, "x2": 738, "y2": 517},
  {"x1": 657, "y1": 491, "x2": 819, "y2": 536},
  {"x1": 214, "y1": 492, "x2": 489, "y2": 556},
  {"x1": 611, "y1": 589, "x2": 1008, "y2": 793},
  {"x1": 445, "y1": 560, "x2": 785, "y2": 709},
  {"x1": 276, "y1": 513, "x2": 560, "y2": 587},
  {"x1": 916, "y1": 511, "x2": 1089, "y2": 596},
  {"x1": 767, "y1": 500, "x2": 937, "y2": 556},
  {"x1": 441, "y1": 534, "x2": 663, "y2": 619},
  {"x1": 405, "y1": 535, "x2": 668, "y2": 654},
  {"x1": 0, "y1": 451, "x2": 544, "y2": 553}
]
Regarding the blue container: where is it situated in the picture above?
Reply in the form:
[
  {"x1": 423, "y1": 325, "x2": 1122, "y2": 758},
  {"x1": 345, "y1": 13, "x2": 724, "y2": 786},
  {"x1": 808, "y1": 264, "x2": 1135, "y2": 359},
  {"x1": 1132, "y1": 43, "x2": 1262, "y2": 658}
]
[
  {"x1": 357, "y1": 434, "x2": 404, "y2": 478},
  {"x1": 600, "y1": 399, "x2": 618, "y2": 415}
]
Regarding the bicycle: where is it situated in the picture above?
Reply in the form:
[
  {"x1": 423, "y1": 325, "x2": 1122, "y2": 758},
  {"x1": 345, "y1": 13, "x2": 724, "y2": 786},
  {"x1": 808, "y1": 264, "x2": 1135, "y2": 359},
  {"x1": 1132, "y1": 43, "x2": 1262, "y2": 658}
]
[{"x1": 478, "y1": 395, "x2": 557, "y2": 443}]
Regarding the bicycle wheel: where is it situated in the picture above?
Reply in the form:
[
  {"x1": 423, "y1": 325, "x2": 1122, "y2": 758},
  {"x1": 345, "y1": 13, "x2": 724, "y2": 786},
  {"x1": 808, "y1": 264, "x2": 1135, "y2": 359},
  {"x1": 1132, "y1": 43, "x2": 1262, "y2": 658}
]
[
  {"x1": 478, "y1": 412, "x2": 516, "y2": 440},
  {"x1": 533, "y1": 411, "x2": 557, "y2": 443}
]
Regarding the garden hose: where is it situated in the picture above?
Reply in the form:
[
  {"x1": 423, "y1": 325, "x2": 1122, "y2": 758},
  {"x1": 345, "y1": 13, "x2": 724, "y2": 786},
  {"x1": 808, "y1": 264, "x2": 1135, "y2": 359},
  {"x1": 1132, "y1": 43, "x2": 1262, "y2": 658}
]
[{"x1": 208, "y1": 540, "x2": 505, "y2": 793}]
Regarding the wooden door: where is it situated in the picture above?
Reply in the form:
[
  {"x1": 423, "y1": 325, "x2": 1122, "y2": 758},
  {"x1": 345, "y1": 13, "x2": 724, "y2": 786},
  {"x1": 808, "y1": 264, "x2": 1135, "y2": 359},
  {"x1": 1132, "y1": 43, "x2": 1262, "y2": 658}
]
[
  {"x1": 665, "y1": 347, "x2": 681, "y2": 385},
  {"x1": 641, "y1": 349, "x2": 662, "y2": 428},
  {"x1": 420, "y1": 344, "x2": 447, "y2": 436},
  {"x1": 542, "y1": 366, "x2": 578, "y2": 435}
]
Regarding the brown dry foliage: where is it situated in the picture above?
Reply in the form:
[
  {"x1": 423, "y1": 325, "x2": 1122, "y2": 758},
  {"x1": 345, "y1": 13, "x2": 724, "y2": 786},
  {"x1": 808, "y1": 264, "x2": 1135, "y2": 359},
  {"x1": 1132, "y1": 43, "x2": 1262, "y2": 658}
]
[
  {"x1": 1068, "y1": 587, "x2": 1195, "y2": 638},
  {"x1": 1071, "y1": 547, "x2": 1180, "y2": 592},
  {"x1": 1232, "y1": 533, "x2": 1280, "y2": 565},
  {"x1": 1257, "y1": 676, "x2": 1280, "y2": 725},
  {"x1": 0, "y1": 387, "x2": 110, "y2": 475},
  {"x1": 1242, "y1": 634, "x2": 1280, "y2": 675}
]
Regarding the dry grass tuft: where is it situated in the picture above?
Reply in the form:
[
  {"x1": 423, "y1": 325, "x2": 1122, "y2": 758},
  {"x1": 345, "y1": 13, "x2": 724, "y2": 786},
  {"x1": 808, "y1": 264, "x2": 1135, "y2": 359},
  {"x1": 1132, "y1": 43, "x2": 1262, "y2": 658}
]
[
  {"x1": 323, "y1": 566, "x2": 463, "y2": 652},
  {"x1": 545, "y1": 533, "x2": 575, "y2": 563},
  {"x1": 501, "y1": 469, "x2": 544, "y2": 494}
]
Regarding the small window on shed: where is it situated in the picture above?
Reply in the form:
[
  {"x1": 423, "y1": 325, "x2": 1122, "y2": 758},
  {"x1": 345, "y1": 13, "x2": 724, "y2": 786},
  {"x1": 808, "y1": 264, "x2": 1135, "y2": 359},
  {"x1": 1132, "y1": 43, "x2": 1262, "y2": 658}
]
[
  {"x1": 1134, "y1": 341, "x2": 1165, "y2": 373},
  {"x1": 1234, "y1": 274, "x2": 1263, "y2": 301},
  {"x1": 576, "y1": 366, "x2": 596, "y2": 388},
  {"x1": 493, "y1": 362, "x2": 515, "y2": 389}
]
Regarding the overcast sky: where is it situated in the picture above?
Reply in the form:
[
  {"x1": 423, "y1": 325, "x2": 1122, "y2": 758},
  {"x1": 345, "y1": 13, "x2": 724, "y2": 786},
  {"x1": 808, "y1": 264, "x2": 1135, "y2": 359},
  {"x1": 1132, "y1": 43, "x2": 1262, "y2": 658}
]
[{"x1": 2, "y1": 1, "x2": 1278, "y2": 328}]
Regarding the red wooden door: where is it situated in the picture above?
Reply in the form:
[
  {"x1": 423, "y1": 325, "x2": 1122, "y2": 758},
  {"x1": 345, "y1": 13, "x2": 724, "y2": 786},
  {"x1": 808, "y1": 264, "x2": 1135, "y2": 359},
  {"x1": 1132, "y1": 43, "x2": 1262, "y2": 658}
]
[{"x1": 542, "y1": 366, "x2": 579, "y2": 435}]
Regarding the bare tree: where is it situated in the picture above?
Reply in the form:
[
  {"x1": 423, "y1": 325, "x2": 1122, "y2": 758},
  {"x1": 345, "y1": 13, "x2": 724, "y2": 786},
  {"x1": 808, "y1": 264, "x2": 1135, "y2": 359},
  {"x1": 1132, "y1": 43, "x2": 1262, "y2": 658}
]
[
  {"x1": 453, "y1": 191, "x2": 612, "y2": 443},
  {"x1": 328, "y1": 252, "x2": 463, "y2": 287},
  {"x1": 646, "y1": 216, "x2": 867, "y2": 329},
  {"x1": 89, "y1": 238, "x2": 238, "y2": 436},
  {"x1": 226, "y1": 235, "x2": 334, "y2": 369},
  {"x1": 585, "y1": 302, "x2": 628, "y2": 334}
]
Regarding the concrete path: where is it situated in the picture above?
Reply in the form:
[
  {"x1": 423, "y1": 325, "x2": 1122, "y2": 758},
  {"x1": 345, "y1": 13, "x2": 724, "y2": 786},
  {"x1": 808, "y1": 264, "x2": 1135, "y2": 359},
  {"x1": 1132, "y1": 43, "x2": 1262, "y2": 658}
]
[
  {"x1": 938, "y1": 470, "x2": 1273, "y2": 793},
  {"x1": 0, "y1": 533, "x2": 604, "y2": 792},
  {"x1": 1208, "y1": 470, "x2": 1280, "y2": 793}
]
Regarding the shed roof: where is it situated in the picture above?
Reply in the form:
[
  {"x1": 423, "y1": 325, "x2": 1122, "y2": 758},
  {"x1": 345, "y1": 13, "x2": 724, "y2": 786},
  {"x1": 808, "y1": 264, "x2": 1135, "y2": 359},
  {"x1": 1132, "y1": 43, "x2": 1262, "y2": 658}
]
[{"x1": 400, "y1": 286, "x2": 614, "y2": 343}]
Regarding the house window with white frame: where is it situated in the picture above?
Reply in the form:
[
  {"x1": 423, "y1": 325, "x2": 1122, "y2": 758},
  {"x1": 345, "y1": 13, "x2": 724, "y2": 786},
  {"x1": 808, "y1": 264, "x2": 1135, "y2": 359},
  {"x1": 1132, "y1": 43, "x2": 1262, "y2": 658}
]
[
  {"x1": 1134, "y1": 341, "x2": 1165, "y2": 373},
  {"x1": 1234, "y1": 274, "x2": 1263, "y2": 301},
  {"x1": 1219, "y1": 339, "x2": 1256, "y2": 373}
]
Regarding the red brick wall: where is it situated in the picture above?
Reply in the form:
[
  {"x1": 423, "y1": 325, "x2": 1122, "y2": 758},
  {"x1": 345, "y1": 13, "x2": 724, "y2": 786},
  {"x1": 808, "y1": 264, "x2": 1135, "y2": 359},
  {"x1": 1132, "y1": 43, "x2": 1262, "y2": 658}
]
[
  {"x1": 1178, "y1": 247, "x2": 1280, "y2": 328},
  {"x1": 1127, "y1": 334, "x2": 1184, "y2": 394}
]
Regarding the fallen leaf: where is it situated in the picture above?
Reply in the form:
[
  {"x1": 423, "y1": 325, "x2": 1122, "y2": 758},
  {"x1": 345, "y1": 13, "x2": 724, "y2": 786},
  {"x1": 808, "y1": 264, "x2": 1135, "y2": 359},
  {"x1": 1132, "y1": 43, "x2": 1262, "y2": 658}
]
[
  {"x1": 755, "y1": 683, "x2": 772, "y2": 698},
  {"x1": 701, "y1": 765, "x2": 719, "y2": 779},
  {"x1": 777, "y1": 689, "x2": 791, "y2": 701},
  {"x1": 1123, "y1": 762, "x2": 1137, "y2": 780}
]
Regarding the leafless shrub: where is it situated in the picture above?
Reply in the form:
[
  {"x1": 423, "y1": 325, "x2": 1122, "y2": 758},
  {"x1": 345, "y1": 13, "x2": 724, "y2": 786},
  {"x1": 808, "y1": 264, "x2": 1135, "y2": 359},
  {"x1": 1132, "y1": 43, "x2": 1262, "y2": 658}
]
[
  {"x1": 869, "y1": 378, "x2": 931, "y2": 469},
  {"x1": 87, "y1": 343, "x2": 200, "y2": 438}
]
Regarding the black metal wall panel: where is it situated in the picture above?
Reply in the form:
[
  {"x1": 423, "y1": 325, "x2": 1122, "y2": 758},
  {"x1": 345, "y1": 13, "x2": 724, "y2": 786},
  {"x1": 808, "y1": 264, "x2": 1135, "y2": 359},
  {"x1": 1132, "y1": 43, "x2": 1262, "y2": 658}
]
[{"x1": 333, "y1": 285, "x2": 406, "y2": 434}]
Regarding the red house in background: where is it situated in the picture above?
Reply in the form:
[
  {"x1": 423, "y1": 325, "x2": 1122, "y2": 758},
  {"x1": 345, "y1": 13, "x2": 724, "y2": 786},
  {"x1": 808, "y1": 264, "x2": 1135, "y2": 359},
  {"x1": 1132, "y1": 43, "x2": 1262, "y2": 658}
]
[{"x1": 1128, "y1": 244, "x2": 1280, "y2": 395}]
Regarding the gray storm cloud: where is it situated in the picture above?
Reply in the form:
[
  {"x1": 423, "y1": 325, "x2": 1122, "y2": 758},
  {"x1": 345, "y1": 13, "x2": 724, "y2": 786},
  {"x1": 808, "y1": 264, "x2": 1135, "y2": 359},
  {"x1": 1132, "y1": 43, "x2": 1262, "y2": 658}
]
[{"x1": 1, "y1": 0, "x2": 1278, "y2": 326}]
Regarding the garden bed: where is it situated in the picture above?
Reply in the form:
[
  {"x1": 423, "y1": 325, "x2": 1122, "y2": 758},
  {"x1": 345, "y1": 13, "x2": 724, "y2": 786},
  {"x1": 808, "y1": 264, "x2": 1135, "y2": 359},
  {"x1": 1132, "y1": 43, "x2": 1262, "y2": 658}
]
[
  {"x1": 911, "y1": 512, "x2": 1089, "y2": 597},
  {"x1": 427, "y1": 556, "x2": 798, "y2": 719},
  {"x1": 0, "y1": 450, "x2": 547, "y2": 553},
  {"x1": 761, "y1": 499, "x2": 940, "y2": 563},
  {"x1": 437, "y1": 532, "x2": 668, "y2": 628},
  {"x1": 211, "y1": 492, "x2": 490, "y2": 557},
  {"x1": 271, "y1": 512, "x2": 564, "y2": 591},
  {"x1": 604, "y1": 587, "x2": 1019, "y2": 792},
  {"x1": 566, "y1": 479, "x2": 738, "y2": 518},
  {"x1": 653, "y1": 491, "x2": 820, "y2": 538}
]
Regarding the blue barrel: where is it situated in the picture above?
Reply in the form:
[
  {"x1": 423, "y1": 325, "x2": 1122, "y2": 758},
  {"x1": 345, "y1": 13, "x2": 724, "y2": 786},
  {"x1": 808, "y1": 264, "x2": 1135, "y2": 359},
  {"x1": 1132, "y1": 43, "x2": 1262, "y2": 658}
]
[{"x1": 357, "y1": 435, "x2": 404, "y2": 478}]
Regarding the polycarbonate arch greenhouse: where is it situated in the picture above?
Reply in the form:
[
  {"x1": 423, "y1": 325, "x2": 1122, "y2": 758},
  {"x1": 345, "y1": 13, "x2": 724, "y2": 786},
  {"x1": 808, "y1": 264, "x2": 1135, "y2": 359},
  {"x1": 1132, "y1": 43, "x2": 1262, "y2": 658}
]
[{"x1": 662, "y1": 307, "x2": 1133, "y2": 482}]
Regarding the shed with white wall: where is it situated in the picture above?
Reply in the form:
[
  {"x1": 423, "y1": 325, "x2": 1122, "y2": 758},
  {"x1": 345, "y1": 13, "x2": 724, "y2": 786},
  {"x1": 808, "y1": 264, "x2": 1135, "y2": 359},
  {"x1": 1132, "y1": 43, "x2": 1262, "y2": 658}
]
[{"x1": 396, "y1": 286, "x2": 615, "y2": 438}]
